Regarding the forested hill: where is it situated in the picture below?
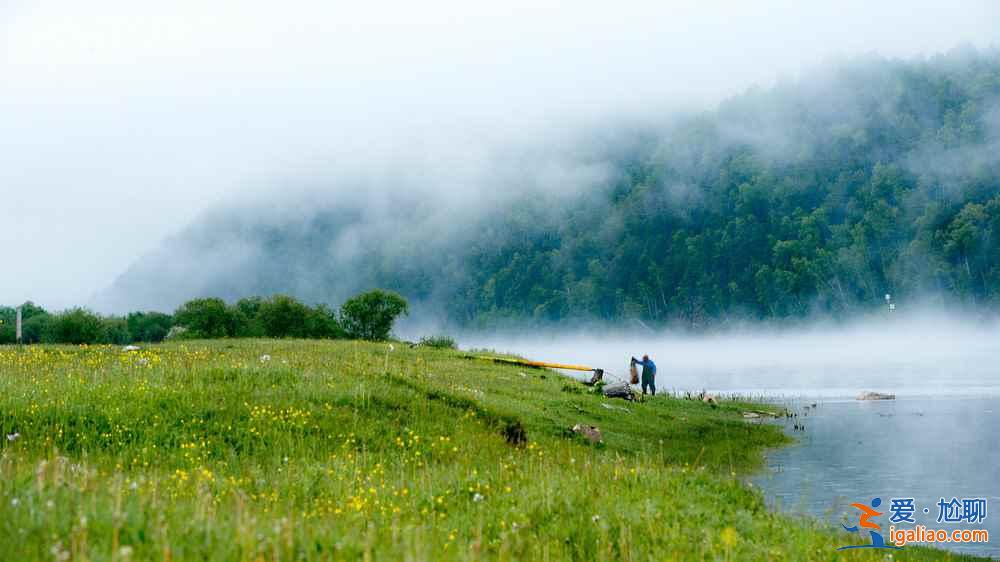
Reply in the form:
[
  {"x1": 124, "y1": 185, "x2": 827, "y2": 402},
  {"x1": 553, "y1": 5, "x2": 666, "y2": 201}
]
[{"x1": 100, "y1": 49, "x2": 1000, "y2": 327}]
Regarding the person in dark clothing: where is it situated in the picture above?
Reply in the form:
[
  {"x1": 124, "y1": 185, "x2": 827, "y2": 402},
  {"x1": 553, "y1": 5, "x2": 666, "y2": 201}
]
[{"x1": 631, "y1": 355, "x2": 657, "y2": 396}]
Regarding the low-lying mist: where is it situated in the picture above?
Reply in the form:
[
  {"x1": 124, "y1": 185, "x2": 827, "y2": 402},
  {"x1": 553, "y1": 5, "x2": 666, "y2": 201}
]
[{"x1": 458, "y1": 310, "x2": 1000, "y2": 397}]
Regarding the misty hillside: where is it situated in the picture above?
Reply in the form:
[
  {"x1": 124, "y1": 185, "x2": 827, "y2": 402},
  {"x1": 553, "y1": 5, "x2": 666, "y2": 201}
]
[{"x1": 99, "y1": 49, "x2": 1000, "y2": 327}]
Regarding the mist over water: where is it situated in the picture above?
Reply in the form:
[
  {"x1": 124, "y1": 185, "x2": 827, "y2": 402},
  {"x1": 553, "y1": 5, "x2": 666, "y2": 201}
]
[{"x1": 459, "y1": 312, "x2": 1000, "y2": 397}]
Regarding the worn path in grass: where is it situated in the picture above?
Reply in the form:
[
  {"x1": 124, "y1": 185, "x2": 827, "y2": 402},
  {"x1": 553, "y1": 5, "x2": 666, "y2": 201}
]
[{"x1": 0, "y1": 340, "x2": 982, "y2": 561}]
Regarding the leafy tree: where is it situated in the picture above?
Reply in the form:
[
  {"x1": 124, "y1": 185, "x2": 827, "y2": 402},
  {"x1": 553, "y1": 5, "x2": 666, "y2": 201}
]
[
  {"x1": 233, "y1": 297, "x2": 266, "y2": 337},
  {"x1": 126, "y1": 311, "x2": 174, "y2": 343},
  {"x1": 102, "y1": 316, "x2": 132, "y2": 345},
  {"x1": 18, "y1": 301, "x2": 48, "y2": 321},
  {"x1": 304, "y1": 304, "x2": 344, "y2": 339},
  {"x1": 258, "y1": 294, "x2": 311, "y2": 338},
  {"x1": 340, "y1": 290, "x2": 408, "y2": 341},
  {"x1": 44, "y1": 309, "x2": 106, "y2": 344},
  {"x1": 174, "y1": 298, "x2": 237, "y2": 338},
  {"x1": 0, "y1": 307, "x2": 14, "y2": 344},
  {"x1": 0, "y1": 302, "x2": 49, "y2": 344},
  {"x1": 20, "y1": 314, "x2": 51, "y2": 344}
]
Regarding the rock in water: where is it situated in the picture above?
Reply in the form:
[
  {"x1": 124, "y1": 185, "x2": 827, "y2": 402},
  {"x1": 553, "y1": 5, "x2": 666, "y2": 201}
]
[{"x1": 856, "y1": 391, "x2": 895, "y2": 400}]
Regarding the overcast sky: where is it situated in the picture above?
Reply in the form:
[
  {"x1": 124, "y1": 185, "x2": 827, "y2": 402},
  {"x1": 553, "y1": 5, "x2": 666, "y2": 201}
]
[{"x1": 1, "y1": 0, "x2": 998, "y2": 311}]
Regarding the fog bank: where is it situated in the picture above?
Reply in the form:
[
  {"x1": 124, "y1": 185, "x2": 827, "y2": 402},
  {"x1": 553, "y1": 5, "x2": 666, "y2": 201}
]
[{"x1": 459, "y1": 311, "x2": 1000, "y2": 397}]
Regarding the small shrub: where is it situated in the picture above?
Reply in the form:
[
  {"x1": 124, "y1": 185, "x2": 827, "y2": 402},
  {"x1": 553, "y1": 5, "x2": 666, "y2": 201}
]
[
  {"x1": 419, "y1": 335, "x2": 457, "y2": 349},
  {"x1": 502, "y1": 420, "x2": 527, "y2": 445}
]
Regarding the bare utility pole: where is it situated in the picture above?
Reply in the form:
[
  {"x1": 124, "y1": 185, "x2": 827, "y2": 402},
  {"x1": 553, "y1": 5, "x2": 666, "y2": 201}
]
[{"x1": 15, "y1": 306, "x2": 22, "y2": 343}]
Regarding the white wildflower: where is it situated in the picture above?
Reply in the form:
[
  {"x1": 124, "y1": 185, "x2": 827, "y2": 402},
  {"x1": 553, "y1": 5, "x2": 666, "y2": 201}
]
[
  {"x1": 260, "y1": 354, "x2": 271, "y2": 362},
  {"x1": 472, "y1": 493, "x2": 484, "y2": 502},
  {"x1": 10, "y1": 497, "x2": 19, "y2": 507},
  {"x1": 591, "y1": 514, "x2": 600, "y2": 523},
  {"x1": 6, "y1": 432, "x2": 20, "y2": 442},
  {"x1": 50, "y1": 541, "x2": 70, "y2": 562}
]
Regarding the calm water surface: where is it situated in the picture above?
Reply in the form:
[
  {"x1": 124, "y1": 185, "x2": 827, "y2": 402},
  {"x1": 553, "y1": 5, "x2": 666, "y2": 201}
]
[{"x1": 755, "y1": 397, "x2": 999, "y2": 558}]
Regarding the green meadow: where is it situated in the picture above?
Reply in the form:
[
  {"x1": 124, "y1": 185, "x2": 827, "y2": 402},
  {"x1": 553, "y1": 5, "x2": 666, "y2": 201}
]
[{"x1": 0, "y1": 340, "x2": 981, "y2": 561}]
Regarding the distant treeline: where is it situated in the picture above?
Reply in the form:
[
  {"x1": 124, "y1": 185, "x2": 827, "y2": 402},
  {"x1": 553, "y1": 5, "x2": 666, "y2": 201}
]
[{"x1": 0, "y1": 290, "x2": 409, "y2": 345}]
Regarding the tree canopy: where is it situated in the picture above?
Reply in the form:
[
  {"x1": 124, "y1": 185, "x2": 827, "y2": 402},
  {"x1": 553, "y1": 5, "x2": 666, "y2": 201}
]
[{"x1": 340, "y1": 290, "x2": 409, "y2": 341}]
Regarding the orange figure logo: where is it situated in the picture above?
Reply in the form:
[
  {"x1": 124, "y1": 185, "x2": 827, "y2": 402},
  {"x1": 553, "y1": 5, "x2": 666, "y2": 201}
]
[
  {"x1": 849, "y1": 501, "x2": 883, "y2": 530},
  {"x1": 838, "y1": 497, "x2": 901, "y2": 550}
]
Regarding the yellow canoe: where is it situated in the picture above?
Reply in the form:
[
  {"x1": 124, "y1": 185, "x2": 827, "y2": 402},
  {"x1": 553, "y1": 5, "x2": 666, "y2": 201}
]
[{"x1": 470, "y1": 355, "x2": 595, "y2": 372}]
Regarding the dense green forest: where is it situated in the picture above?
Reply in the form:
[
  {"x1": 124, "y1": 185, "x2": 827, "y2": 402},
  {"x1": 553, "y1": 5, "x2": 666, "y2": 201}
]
[{"x1": 103, "y1": 49, "x2": 1000, "y2": 327}]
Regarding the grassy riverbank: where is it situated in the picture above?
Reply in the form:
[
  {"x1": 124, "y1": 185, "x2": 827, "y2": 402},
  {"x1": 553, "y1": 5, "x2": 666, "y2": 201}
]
[{"x1": 0, "y1": 340, "x2": 982, "y2": 560}]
